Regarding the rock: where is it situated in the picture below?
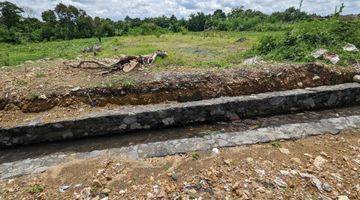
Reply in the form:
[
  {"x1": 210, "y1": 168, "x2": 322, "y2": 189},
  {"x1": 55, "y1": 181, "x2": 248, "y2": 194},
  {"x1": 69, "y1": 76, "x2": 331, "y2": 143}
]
[
  {"x1": 224, "y1": 159, "x2": 232, "y2": 166},
  {"x1": 59, "y1": 185, "x2": 71, "y2": 193},
  {"x1": 119, "y1": 189, "x2": 127, "y2": 195},
  {"x1": 274, "y1": 177, "x2": 287, "y2": 188},
  {"x1": 322, "y1": 182, "x2": 332, "y2": 192},
  {"x1": 212, "y1": 148, "x2": 220, "y2": 155},
  {"x1": 101, "y1": 188, "x2": 111, "y2": 195},
  {"x1": 353, "y1": 75, "x2": 360, "y2": 83},
  {"x1": 280, "y1": 170, "x2": 292, "y2": 177},
  {"x1": 297, "y1": 82, "x2": 304, "y2": 87},
  {"x1": 337, "y1": 196, "x2": 349, "y2": 200},
  {"x1": 312, "y1": 48, "x2": 328, "y2": 58},
  {"x1": 324, "y1": 52, "x2": 340, "y2": 64},
  {"x1": 123, "y1": 60, "x2": 140, "y2": 73},
  {"x1": 39, "y1": 94, "x2": 47, "y2": 100},
  {"x1": 279, "y1": 148, "x2": 290, "y2": 155},
  {"x1": 311, "y1": 176, "x2": 323, "y2": 191},
  {"x1": 71, "y1": 86, "x2": 81, "y2": 92},
  {"x1": 255, "y1": 168, "x2": 266, "y2": 178},
  {"x1": 313, "y1": 76, "x2": 321, "y2": 81},
  {"x1": 80, "y1": 187, "x2": 91, "y2": 199},
  {"x1": 343, "y1": 43, "x2": 358, "y2": 52},
  {"x1": 101, "y1": 197, "x2": 109, "y2": 200},
  {"x1": 170, "y1": 172, "x2": 179, "y2": 181},
  {"x1": 291, "y1": 157, "x2": 302, "y2": 165},
  {"x1": 314, "y1": 156, "x2": 327, "y2": 170}
]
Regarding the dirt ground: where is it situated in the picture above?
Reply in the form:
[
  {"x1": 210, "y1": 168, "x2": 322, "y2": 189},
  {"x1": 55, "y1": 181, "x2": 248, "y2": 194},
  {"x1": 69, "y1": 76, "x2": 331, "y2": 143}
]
[
  {"x1": 0, "y1": 60, "x2": 357, "y2": 128},
  {"x1": 0, "y1": 129, "x2": 359, "y2": 200}
]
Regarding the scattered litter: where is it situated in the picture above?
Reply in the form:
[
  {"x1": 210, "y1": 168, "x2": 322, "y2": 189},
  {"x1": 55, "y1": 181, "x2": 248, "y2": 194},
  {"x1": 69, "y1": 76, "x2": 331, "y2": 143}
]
[
  {"x1": 343, "y1": 43, "x2": 358, "y2": 52},
  {"x1": 59, "y1": 185, "x2": 71, "y2": 193},
  {"x1": 243, "y1": 56, "x2": 262, "y2": 65},
  {"x1": 323, "y1": 52, "x2": 340, "y2": 64},
  {"x1": 312, "y1": 48, "x2": 328, "y2": 58}
]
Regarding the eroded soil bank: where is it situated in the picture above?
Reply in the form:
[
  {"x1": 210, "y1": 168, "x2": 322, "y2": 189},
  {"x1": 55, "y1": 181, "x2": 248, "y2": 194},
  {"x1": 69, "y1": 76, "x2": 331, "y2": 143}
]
[{"x1": 0, "y1": 62, "x2": 358, "y2": 127}]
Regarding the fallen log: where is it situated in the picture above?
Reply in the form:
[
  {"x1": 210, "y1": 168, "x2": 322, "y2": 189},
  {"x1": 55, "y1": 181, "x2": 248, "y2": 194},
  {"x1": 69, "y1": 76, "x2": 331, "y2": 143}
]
[{"x1": 67, "y1": 50, "x2": 167, "y2": 75}]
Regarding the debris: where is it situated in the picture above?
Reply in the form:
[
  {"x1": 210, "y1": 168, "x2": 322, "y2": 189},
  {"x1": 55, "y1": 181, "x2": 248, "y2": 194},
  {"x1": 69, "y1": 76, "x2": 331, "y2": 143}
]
[
  {"x1": 274, "y1": 177, "x2": 287, "y2": 188},
  {"x1": 212, "y1": 148, "x2": 220, "y2": 155},
  {"x1": 69, "y1": 50, "x2": 167, "y2": 75},
  {"x1": 83, "y1": 45, "x2": 102, "y2": 53},
  {"x1": 59, "y1": 185, "x2": 71, "y2": 193},
  {"x1": 323, "y1": 52, "x2": 340, "y2": 64},
  {"x1": 343, "y1": 43, "x2": 358, "y2": 52},
  {"x1": 243, "y1": 56, "x2": 262, "y2": 65},
  {"x1": 312, "y1": 48, "x2": 328, "y2": 58},
  {"x1": 314, "y1": 155, "x2": 327, "y2": 170}
]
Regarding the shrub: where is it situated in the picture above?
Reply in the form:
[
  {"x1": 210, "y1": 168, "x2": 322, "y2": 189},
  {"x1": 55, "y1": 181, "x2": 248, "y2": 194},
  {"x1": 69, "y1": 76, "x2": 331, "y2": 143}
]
[{"x1": 253, "y1": 19, "x2": 360, "y2": 65}]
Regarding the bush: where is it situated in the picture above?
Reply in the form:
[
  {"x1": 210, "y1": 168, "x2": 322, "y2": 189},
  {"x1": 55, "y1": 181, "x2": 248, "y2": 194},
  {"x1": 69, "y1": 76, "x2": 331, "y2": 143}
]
[{"x1": 253, "y1": 19, "x2": 360, "y2": 65}]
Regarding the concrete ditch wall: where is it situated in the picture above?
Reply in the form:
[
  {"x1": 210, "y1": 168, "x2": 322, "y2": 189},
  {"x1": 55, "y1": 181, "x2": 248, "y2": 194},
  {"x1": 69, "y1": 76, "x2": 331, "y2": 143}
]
[{"x1": 1, "y1": 83, "x2": 360, "y2": 148}]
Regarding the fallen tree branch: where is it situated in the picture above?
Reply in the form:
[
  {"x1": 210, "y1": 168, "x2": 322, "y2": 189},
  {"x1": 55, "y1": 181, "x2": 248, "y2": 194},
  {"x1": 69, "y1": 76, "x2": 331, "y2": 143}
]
[{"x1": 67, "y1": 50, "x2": 167, "y2": 75}]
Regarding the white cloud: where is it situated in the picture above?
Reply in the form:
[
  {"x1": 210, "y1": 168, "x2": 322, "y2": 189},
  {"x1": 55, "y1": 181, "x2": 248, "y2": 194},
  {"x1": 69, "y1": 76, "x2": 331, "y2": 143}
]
[{"x1": 9, "y1": 0, "x2": 360, "y2": 20}]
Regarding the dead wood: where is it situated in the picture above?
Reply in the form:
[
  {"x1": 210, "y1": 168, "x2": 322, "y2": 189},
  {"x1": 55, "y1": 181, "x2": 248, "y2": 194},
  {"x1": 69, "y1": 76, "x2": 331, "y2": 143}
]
[{"x1": 68, "y1": 50, "x2": 167, "y2": 75}]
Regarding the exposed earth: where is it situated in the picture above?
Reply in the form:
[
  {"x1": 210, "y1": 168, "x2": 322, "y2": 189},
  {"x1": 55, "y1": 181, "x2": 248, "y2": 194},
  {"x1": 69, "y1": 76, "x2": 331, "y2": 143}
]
[
  {"x1": 0, "y1": 129, "x2": 359, "y2": 199},
  {"x1": 0, "y1": 60, "x2": 358, "y2": 128}
]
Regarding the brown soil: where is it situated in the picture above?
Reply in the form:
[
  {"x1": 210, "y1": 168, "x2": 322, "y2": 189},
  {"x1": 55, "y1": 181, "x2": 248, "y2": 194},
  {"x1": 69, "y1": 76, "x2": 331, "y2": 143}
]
[
  {"x1": 0, "y1": 60, "x2": 357, "y2": 127},
  {"x1": 1, "y1": 129, "x2": 359, "y2": 199}
]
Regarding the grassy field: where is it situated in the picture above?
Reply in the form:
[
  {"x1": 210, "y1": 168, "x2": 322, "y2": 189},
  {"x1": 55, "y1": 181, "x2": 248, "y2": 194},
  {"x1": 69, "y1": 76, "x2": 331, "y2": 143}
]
[{"x1": 0, "y1": 31, "x2": 282, "y2": 69}]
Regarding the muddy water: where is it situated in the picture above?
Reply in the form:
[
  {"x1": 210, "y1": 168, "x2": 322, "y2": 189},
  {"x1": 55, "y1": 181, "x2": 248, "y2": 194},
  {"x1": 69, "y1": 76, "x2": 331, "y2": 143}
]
[{"x1": 2, "y1": 106, "x2": 360, "y2": 164}]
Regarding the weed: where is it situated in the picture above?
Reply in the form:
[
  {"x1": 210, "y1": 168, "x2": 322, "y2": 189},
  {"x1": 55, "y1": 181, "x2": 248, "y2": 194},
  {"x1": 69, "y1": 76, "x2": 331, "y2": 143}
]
[
  {"x1": 270, "y1": 141, "x2": 282, "y2": 148},
  {"x1": 16, "y1": 79, "x2": 27, "y2": 86},
  {"x1": 191, "y1": 152, "x2": 200, "y2": 160},
  {"x1": 35, "y1": 72, "x2": 46, "y2": 78},
  {"x1": 27, "y1": 184, "x2": 45, "y2": 194},
  {"x1": 30, "y1": 92, "x2": 40, "y2": 100}
]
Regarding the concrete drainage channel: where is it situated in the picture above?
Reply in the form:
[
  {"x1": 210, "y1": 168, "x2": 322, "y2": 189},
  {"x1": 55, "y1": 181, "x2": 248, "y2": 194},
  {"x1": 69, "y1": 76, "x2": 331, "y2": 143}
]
[{"x1": 2, "y1": 83, "x2": 360, "y2": 148}]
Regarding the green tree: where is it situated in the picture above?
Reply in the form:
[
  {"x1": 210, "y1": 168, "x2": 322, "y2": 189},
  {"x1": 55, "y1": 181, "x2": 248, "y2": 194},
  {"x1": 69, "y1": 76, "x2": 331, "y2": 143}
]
[
  {"x1": 187, "y1": 12, "x2": 206, "y2": 31},
  {"x1": 0, "y1": 1, "x2": 24, "y2": 29}
]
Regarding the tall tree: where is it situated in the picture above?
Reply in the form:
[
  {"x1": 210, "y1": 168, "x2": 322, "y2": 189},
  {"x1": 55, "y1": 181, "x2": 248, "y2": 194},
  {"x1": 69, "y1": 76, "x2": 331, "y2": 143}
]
[{"x1": 0, "y1": 1, "x2": 24, "y2": 29}]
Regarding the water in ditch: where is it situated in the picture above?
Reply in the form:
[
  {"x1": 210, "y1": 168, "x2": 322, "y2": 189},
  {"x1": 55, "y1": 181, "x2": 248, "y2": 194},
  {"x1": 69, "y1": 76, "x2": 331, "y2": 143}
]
[{"x1": 2, "y1": 106, "x2": 360, "y2": 164}]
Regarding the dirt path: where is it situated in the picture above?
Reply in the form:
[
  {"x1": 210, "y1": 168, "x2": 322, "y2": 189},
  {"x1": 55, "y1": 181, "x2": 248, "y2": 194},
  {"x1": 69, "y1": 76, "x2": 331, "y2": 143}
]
[{"x1": 0, "y1": 129, "x2": 359, "y2": 199}]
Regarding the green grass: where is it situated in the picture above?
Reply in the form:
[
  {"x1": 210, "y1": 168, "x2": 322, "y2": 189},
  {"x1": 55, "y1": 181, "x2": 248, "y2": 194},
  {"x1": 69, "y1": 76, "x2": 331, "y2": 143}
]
[{"x1": 0, "y1": 31, "x2": 278, "y2": 69}]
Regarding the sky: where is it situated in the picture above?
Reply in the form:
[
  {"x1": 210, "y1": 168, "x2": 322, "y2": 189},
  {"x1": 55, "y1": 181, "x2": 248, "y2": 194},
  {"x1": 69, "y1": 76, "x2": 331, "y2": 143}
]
[{"x1": 9, "y1": 0, "x2": 360, "y2": 20}]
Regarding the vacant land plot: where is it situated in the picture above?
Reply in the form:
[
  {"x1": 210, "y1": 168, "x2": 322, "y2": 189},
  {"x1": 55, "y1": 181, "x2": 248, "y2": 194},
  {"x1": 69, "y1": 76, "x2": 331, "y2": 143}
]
[{"x1": 0, "y1": 31, "x2": 279, "y2": 69}]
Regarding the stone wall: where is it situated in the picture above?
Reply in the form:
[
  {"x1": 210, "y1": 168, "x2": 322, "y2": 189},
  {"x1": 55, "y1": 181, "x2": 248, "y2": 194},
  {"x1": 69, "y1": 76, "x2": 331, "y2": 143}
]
[{"x1": 1, "y1": 83, "x2": 360, "y2": 148}]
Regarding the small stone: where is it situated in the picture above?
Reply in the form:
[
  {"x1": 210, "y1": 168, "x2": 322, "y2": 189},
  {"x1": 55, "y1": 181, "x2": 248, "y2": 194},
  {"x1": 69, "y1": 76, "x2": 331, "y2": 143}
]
[
  {"x1": 212, "y1": 148, "x2": 220, "y2": 155},
  {"x1": 313, "y1": 76, "x2": 321, "y2": 81},
  {"x1": 71, "y1": 86, "x2": 81, "y2": 92},
  {"x1": 170, "y1": 172, "x2": 179, "y2": 181},
  {"x1": 279, "y1": 148, "x2": 290, "y2": 155},
  {"x1": 337, "y1": 196, "x2": 349, "y2": 200},
  {"x1": 280, "y1": 170, "x2": 292, "y2": 177},
  {"x1": 187, "y1": 188, "x2": 197, "y2": 195},
  {"x1": 297, "y1": 82, "x2": 304, "y2": 87},
  {"x1": 274, "y1": 177, "x2": 287, "y2": 188},
  {"x1": 353, "y1": 75, "x2": 360, "y2": 83},
  {"x1": 314, "y1": 156, "x2": 327, "y2": 170},
  {"x1": 101, "y1": 188, "x2": 111, "y2": 195},
  {"x1": 291, "y1": 157, "x2": 302, "y2": 165},
  {"x1": 322, "y1": 182, "x2": 332, "y2": 192},
  {"x1": 224, "y1": 159, "x2": 232, "y2": 166},
  {"x1": 39, "y1": 94, "x2": 47, "y2": 100},
  {"x1": 119, "y1": 189, "x2": 127, "y2": 195},
  {"x1": 311, "y1": 176, "x2": 323, "y2": 191}
]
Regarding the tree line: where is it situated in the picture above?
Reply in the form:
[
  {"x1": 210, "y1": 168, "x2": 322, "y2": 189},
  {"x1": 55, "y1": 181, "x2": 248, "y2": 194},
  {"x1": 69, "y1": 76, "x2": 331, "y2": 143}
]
[{"x1": 0, "y1": 1, "x2": 331, "y2": 44}]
